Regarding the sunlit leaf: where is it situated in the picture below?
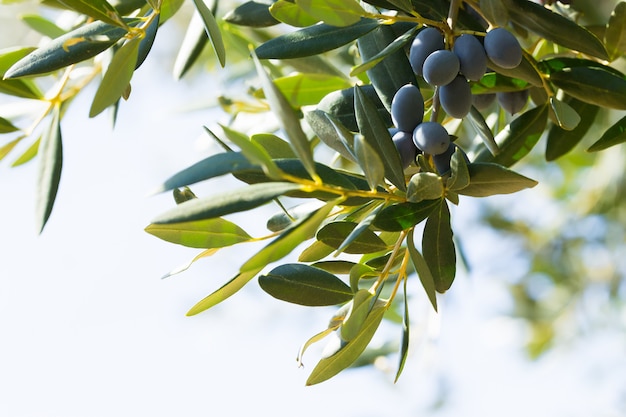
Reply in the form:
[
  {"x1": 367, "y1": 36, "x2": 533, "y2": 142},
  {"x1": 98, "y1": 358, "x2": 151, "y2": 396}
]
[
  {"x1": 151, "y1": 182, "x2": 303, "y2": 224},
  {"x1": 480, "y1": 0, "x2": 508, "y2": 27},
  {"x1": 58, "y1": 0, "x2": 127, "y2": 28},
  {"x1": 36, "y1": 104, "x2": 63, "y2": 233},
  {"x1": 317, "y1": 221, "x2": 388, "y2": 254},
  {"x1": 486, "y1": 55, "x2": 543, "y2": 88},
  {"x1": 471, "y1": 72, "x2": 530, "y2": 94},
  {"x1": 334, "y1": 204, "x2": 383, "y2": 254},
  {"x1": 11, "y1": 136, "x2": 40, "y2": 167},
  {"x1": 407, "y1": 228, "x2": 437, "y2": 312},
  {"x1": 546, "y1": 98, "x2": 599, "y2": 160},
  {"x1": 422, "y1": 200, "x2": 455, "y2": 293},
  {"x1": 89, "y1": 36, "x2": 141, "y2": 117},
  {"x1": 340, "y1": 289, "x2": 375, "y2": 341},
  {"x1": 269, "y1": 0, "x2": 319, "y2": 27},
  {"x1": 145, "y1": 218, "x2": 252, "y2": 249},
  {"x1": 296, "y1": 0, "x2": 365, "y2": 27},
  {"x1": 192, "y1": 0, "x2": 226, "y2": 67},
  {"x1": 0, "y1": 137, "x2": 22, "y2": 161},
  {"x1": 372, "y1": 200, "x2": 440, "y2": 232},
  {"x1": 259, "y1": 263, "x2": 352, "y2": 306},
  {"x1": 407, "y1": 172, "x2": 444, "y2": 203},
  {"x1": 587, "y1": 115, "x2": 626, "y2": 152},
  {"x1": 605, "y1": 1, "x2": 626, "y2": 61},
  {"x1": 271, "y1": 73, "x2": 352, "y2": 108},
  {"x1": 459, "y1": 163, "x2": 538, "y2": 197},
  {"x1": 219, "y1": 125, "x2": 283, "y2": 179},
  {"x1": 251, "y1": 134, "x2": 296, "y2": 159},
  {"x1": 447, "y1": 148, "x2": 471, "y2": 192}
]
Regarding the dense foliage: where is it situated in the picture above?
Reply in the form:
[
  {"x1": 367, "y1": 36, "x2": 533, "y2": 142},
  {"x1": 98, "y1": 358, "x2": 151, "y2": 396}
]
[{"x1": 1, "y1": 0, "x2": 625, "y2": 384}]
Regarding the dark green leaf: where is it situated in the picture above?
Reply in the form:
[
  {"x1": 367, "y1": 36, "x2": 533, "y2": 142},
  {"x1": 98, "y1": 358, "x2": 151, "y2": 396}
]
[
  {"x1": 546, "y1": 98, "x2": 599, "y2": 160},
  {"x1": 4, "y1": 20, "x2": 132, "y2": 79},
  {"x1": 36, "y1": 105, "x2": 63, "y2": 233},
  {"x1": 467, "y1": 106, "x2": 498, "y2": 156},
  {"x1": 550, "y1": 66, "x2": 626, "y2": 110},
  {"x1": 0, "y1": 116, "x2": 19, "y2": 134},
  {"x1": 459, "y1": 162, "x2": 538, "y2": 197},
  {"x1": 89, "y1": 36, "x2": 141, "y2": 117},
  {"x1": 317, "y1": 221, "x2": 388, "y2": 254},
  {"x1": 151, "y1": 182, "x2": 303, "y2": 224},
  {"x1": 255, "y1": 18, "x2": 380, "y2": 59},
  {"x1": 471, "y1": 72, "x2": 530, "y2": 94},
  {"x1": 259, "y1": 263, "x2": 352, "y2": 306},
  {"x1": 539, "y1": 57, "x2": 625, "y2": 77},
  {"x1": 145, "y1": 218, "x2": 252, "y2": 249},
  {"x1": 474, "y1": 104, "x2": 548, "y2": 167},
  {"x1": 224, "y1": 1, "x2": 280, "y2": 27},
  {"x1": 350, "y1": 24, "x2": 418, "y2": 77},
  {"x1": 422, "y1": 200, "x2": 455, "y2": 293},
  {"x1": 252, "y1": 51, "x2": 318, "y2": 182},
  {"x1": 135, "y1": 13, "x2": 160, "y2": 69},
  {"x1": 354, "y1": 85, "x2": 406, "y2": 191},
  {"x1": 605, "y1": 1, "x2": 626, "y2": 60},
  {"x1": 394, "y1": 275, "x2": 410, "y2": 382},
  {"x1": 58, "y1": 0, "x2": 127, "y2": 28},
  {"x1": 587, "y1": 115, "x2": 626, "y2": 152},
  {"x1": 192, "y1": 0, "x2": 226, "y2": 67},
  {"x1": 407, "y1": 228, "x2": 437, "y2": 312},
  {"x1": 372, "y1": 200, "x2": 440, "y2": 231},
  {"x1": 304, "y1": 109, "x2": 356, "y2": 162},
  {"x1": 506, "y1": 0, "x2": 609, "y2": 60},
  {"x1": 172, "y1": 12, "x2": 208, "y2": 80},
  {"x1": 311, "y1": 260, "x2": 357, "y2": 274}
]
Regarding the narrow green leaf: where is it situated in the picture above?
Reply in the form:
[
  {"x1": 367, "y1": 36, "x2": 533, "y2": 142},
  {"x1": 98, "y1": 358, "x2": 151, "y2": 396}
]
[
  {"x1": 394, "y1": 274, "x2": 410, "y2": 383},
  {"x1": 151, "y1": 182, "x2": 303, "y2": 224},
  {"x1": 539, "y1": 57, "x2": 625, "y2": 77},
  {"x1": 59, "y1": 0, "x2": 127, "y2": 28},
  {"x1": 89, "y1": 37, "x2": 140, "y2": 117},
  {"x1": 145, "y1": 218, "x2": 252, "y2": 249},
  {"x1": 0, "y1": 137, "x2": 22, "y2": 161},
  {"x1": 467, "y1": 106, "x2": 499, "y2": 156},
  {"x1": 546, "y1": 98, "x2": 599, "y2": 160},
  {"x1": 252, "y1": 50, "x2": 318, "y2": 182},
  {"x1": 269, "y1": 0, "x2": 319, "y2": 27},
  {"x1": 223, "y1": 0, "x2": 280, "y2": 27},
  {"x1": 296, "y1": 0, "x2": 365, "y2": 27},
  {"x1": 135, "y1": 12, "x2": 160, "y2": 70},
  {"x1": 298, "y1": 240, "x2": 335, "y2": 262},
  {"x1": 406, "y1": 172, "x2": 444, "y2": 203},
  {"x1": 459, "y1": 162, "x2": 538, "y2": 197},
  {"x1": 191, "y1": 0, "x2": 226, "y2": 67},
  {"x1": 251, "y1": 134, "x2": 296, "y2": 159},
  {"x1": 36, "y1": 105, "x2": 63, "y2": 233},
  {"x1": 219, "y1": 125, "x2": 283, "y2": 179},
  {"x1": 311, "y1": 260, "x2": 357, "y2": 274},
  {"x1": 354, "y1": 85, "x2": 406, "y2": 191},
  {"x1": 506, "y1": 0, "x2": 608, "y2": 60},
  {"x1": 0, "y1": 116, "x2": 18, "y2": 134},
  {"x1": 587, "y1": 115, "x2": 626, "y2": 152},
  {"x1": 152, "y1": 152, "x2": 256, "y2": 194},
  {"x1": 172, "y1": 12, "x2": 208, "y2": 80},
  {"x1": 335, "y1": 204, "x2": 383, "y2": 254},
  {"x1": 317, "y1": 84, "x2": 391, "y2": 132},
  {"x1": 354, "y1": 134, "x2": 385, "y2": 190},
  {"x1": 549, "y1": 96, "x2": 581, "y2": 131},
  {"x1": 407, "y1": 228, "x2": 437, "y2": 312},
  {"x1": 259, "y1": 263, "x2": 352, "y2": 306},
  {"x1": 306, "y1": 302, "x2": 386, "y2": 385},
  {"x1": 474, "y1": 104, "x2": 548, "y2": 167},
  {"x1": 20, "y1": 14, "x2": 66, "y2": 39},
  {"x1": 550, "y1": 66, "x2": 626, "y2": 110},
  {"x1": 240, "y1": 198, "x2": 338, "y2": 272},
  {"x1": 304, "y1": 109, "x2": 356, "y2": 162},
  {"x1": 255, "y1": 18, "x2": 380, "y2": 59},
  {"x1": 422, "y1": 200, "x2": 455, "y2": 293},
  {"x1": 4, "y1": 20, "x2": 132, "y2": 79},
  {"x1": 605, "y1": 1, "x2": 626, "y2": 60},
  {"x1": 340, "y1": 289, "x2": 374, "y2": 341},
  {"x1": 317, "y1": 221, "x2": 388, "y2": 254},
  {"x1": 161, "y1": 248, "x2": 221, "y2": 280},
  {"x1": 186, "y1": 268, "x2": 262, "y2": 316},
  {"x1": 11, "y1": 136, "x2": 40, "y2": 167},
  {"x1": 372, "y1": 200, "x2": 440, "y2": 232},
  {"x1": 350, "y1": 24, "x2": 418, "y2": 77},
  {"x1": 271, "y1": 73, "x2": 352, "y2": 108}
]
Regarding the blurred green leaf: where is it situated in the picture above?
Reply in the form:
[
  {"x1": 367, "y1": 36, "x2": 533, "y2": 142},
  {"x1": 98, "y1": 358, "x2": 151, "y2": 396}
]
[
  {"x1": 151, "y1": 182, "x2": 303, "y2": 224},
  {"x1": 0, "y1": 117, "x2": 19, "y2": 134},
  {"x1": 270, "y1": 73, "x2": 352, "y2": 108},
  {"x1": 422, "y1": 200, "x2": 455, "y2": 293},
  {"x1": 36, "y1": 105, "x2": 63, "y2": 233},
  {"x1": 11, "y1": 136, "x2": 40, "y2": 167},
  {"x1": 20, "y1": 14, "x2": 66, "y2": 38},
  {"x1": 224, "y1": 0, "x2": 280, "y2": 27},
  {"x1": 587, "y1": 115, "x2": 626, "y2": 152},
  {"x1": 546, "y1": 98, "x2": 599, "y2": 160},
  {"x1": 145, "y1": 218, "x2": 252, "y2": 249},
  {"x1": 317, "y1": 221, "x2": 388, "y2": 254},
  {"x1": 255, "y1": 18, "x2": 380, "y2": 59},
  {"x1": 459, "y1": 163, "x2": 538, "y2": 197},
  {"x1": 0, "y1": 137, "x2": 22, "y2": 161},
  {"x1": 191, "y1": 0, "x2": 226, "y2": 67},
  {"x1": 480, "y1": 0, "x2": 508, "y2": 27},
  {"x1": 89, "y1": 36, "x2": 140, "y2": 117},
  {"x1": 296, "y1": 0, "x2": 365, "y2": 27},
  {"x1": 407, "y1": 228, "x2": 437, "y2": 312},
  {"x1": 605, "y1": 1, "x2": 626, "y2": 60},
  {"x1": 259, "y1": 263, "x2": 352, "y2": 306},
  {"x1": 372, "y1": 200, "x2": 440, "y2": 231},
  {"x1": 550, "y1": 67, "x2": 626, "y2": 110},
  {"x1": 407, "y1": 172, "x2": 444, "y2": 203},
  {"x1": 251, "y1": 134, "x2": 296, "y2": 159},
  {"x1": 58, "y1": 0, "x2": 127, "y2": 28},
  {"x1": 269, "y1": 0, "x2": 319, "y2": 27},
  {"x1": 172, "y1": 12, "x2": 208, "y2": 80}
]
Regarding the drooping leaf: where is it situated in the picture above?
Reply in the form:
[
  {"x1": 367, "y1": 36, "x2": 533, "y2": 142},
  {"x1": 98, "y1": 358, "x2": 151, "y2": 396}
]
[
  {"x1": 447, "y1": 148, "x2": 471, "y2": 192},
  {"x1": 340, "y1": 289, "x2": 376, "y2": 341},
  {"x1": 354, "y1": 134, "x2": 385, "y2": 190},
  {"x1": 270, "y1": 73, "x2": 353, "y2": 108},
  {"x1": 145, "y1": 218, "x2": 252, "y2": 249},
  {"x1": 304, "y1": 109, "x2": 356, "y2": 162},
  {"x1": 255, "y1": 18, "x2": 380, "y2": 59},
  {"x1": 317, "y1": 221, "x2": 388, "y2": 254},
  {"x1": 605, "y1": 1, "x2": 626, "y2": 60},
  {"x1": 252, "y1": 50, "x2": 318, "y2": 182},
  {"x1": 546, "y1": 98, "x2": 599, "y2": 160},
  {"x1": 89, "y1": 36, "x2": 141, "y2": 117},
  {"x1": 58, "y1": 0, "x2": 127, "y2": 28},
  {"x1": 192, "y1": 0, "x2": 226, "y2": 67},
  {"x1": 240, "y1": 198, "x2": 339, "y2": 272},
  {"x1": 407, "y1": 228, "x2": 437, "y2": 312},
  {"x1": 172, "y1": 12, "x2": 208, "y2": 80},
  {"x1": 296, "y1": 0, "x2": 365, "y2": 27},
  {"x1": 4, "y1": 20, "x2": 133, "y2": 79},
  {"x1": 354, "y1": 85, "x2": 406, "y2": 191},
  {"x1": 306, "y1": 301, "x2": 386, "y2": 385},
  {"x1": 506, "y1": 0, "x2": 609, "y2": 60},
  {"x1": 587, "y1": 115, "x2": 626, "y2": 152},
  {"x1": 549, "y1": 96, "x2": 581, "y2": 131},
  {"x1": 549, "y1": 66, "x2": 626, "y2": 110},
  {"x1": 36, "y1": 105, "x2": 63, "y2": 233},
  {"x1": 269, "y1": 0, "x2": 319, "y2": 27},
  {"x1": 135, "y1": 12, "x2": 160, "y2": 70},
  {"x1": 474, "y1": 104, "x2": 548, "y2": 167},
  {"x1": 223, "y1": 0, "x2": 280, "y2": 27},
  {"x1": 467, "y1": 106, "x2": 499, "y2": 156},
  {"x1": 406, "y1": 172, "x2": 444, "y2": 203},
  {"x1": 458, "y1": 162, "x2": 538, "y2": 197},
  {"x1": 151, "y1": 182, "x2": 303, "y2": 224},
  {"x1": 395, "y1": 274, "x2": 410, "y2": 382},
  {"x1": 258, "y1": 263, "x2": 352, "y2": 306},
  {"x1": 372, "y1": 200, "x2": 440, "y2": 232},
  {"x1": 350, "y1": 24, "x2": 418, "y2": 77},
  {"x1": 422, "y1": 200, "x2": 455, "y2": 293}
]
